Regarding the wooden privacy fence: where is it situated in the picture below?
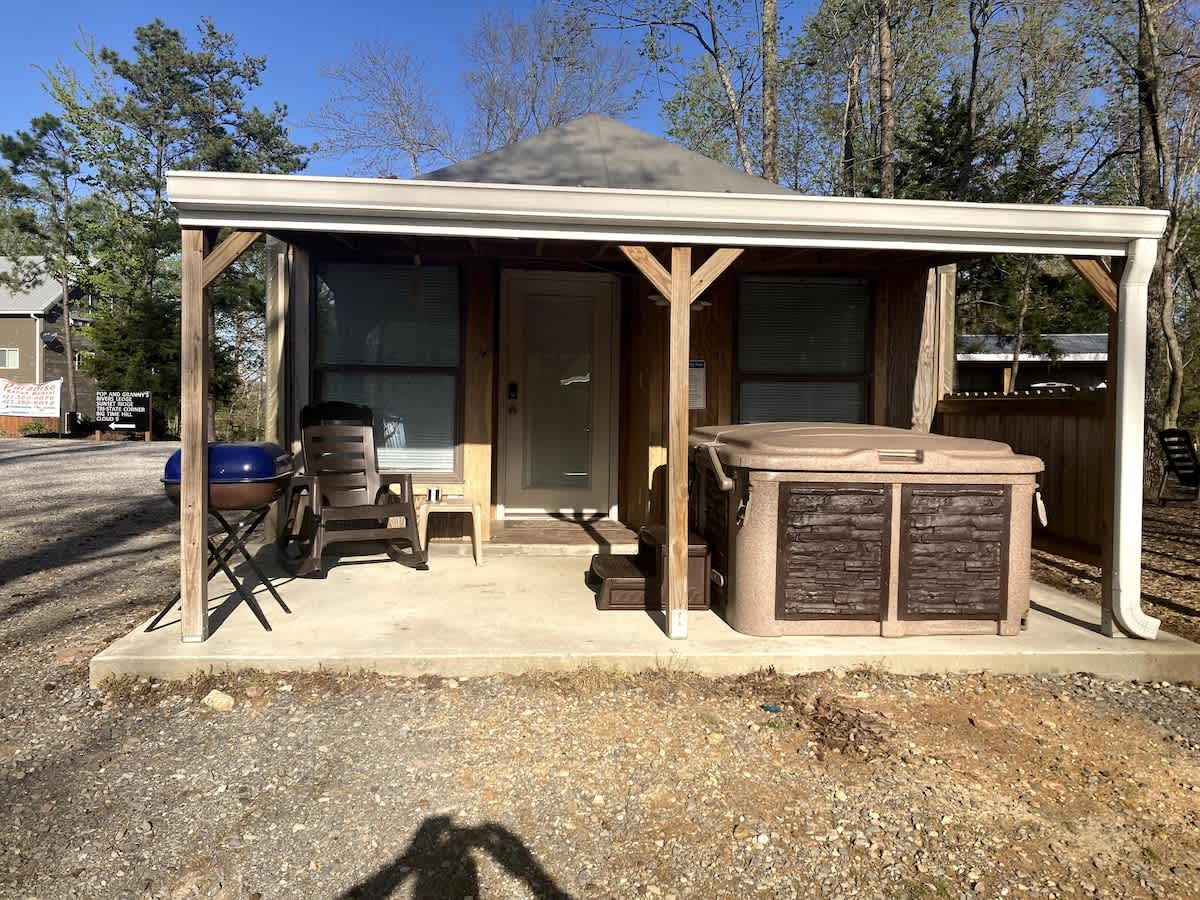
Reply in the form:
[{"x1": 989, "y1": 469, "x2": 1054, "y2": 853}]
[
  {"x1": 933, "y1": 389, "x2": 1107, "y2": 565},
  {"x1": 0, "y1": 415, "x2": 57, "y2": 434}
]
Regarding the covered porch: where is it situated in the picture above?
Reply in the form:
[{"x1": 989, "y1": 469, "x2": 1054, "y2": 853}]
[
  {"x1": 148, "y1": 117, "x2": 1174, "y2": 667},
  {"x1": 90, "y1": 540, "x2": 1200, "y2": 684}
]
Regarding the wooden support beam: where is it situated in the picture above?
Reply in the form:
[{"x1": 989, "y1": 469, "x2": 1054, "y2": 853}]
[
  {"x1": 666, "y1": 246, "x2": 692, "y2": 640},
  {"x1": 1068, "y1": 257, "x2": 1118, "y2": 313},
  {"x1": 621, "y1": 243, "x2": 741, "y2": 640},
  {"x1": 202, "y1": 230, "x2": 263, "y2": 289},
  {"x1": 620, "y1": 245, "x2": 672, "y2": 298},
  {"x1": 180, "y1": 228, "x2": 211, "y2": 642},
  {"x1": 689, "y1": 248, "x2": 743, "y2": 302}
]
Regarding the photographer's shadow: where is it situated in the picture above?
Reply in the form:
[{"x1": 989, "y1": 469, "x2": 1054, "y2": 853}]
[{"x1": 340, "y1": 815, "x2": 573, "y2": 900}]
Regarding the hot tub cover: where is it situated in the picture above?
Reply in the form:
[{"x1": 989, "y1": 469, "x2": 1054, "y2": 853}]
[
  {"x1": 690, "y1": 423, "x2": 1043, "y2": 475},
  {"x1": 163, "y1": 442, "x2": 292, "y2": 485}
]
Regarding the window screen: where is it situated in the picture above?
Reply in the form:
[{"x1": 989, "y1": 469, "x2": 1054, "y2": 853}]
[
  {"x1": 314, "y1": 263, "x2": 461, "y2": 474},
  {"x1": 737, "y1": 276, "x2": 870, "y2": 424},
  {"x1": 0, "y1": 348, "x2": 17, "y2": 369}
]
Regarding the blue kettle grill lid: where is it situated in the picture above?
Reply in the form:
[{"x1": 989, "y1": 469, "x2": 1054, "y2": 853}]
[{"x1": 162, "y1": 442, "x2": 292, "y2": 484}]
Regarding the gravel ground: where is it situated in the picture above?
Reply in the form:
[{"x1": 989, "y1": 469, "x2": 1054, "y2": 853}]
[
  {"x1": 2, "y1": 437, "x2": 1199, "y2": 900},
  {"x1": 1033, "y1": 500, "x2": 1200, "y2": 646}
]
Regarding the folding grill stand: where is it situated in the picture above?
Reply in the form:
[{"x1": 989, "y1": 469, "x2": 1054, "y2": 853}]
[{"x1": 146, "y1": 507, "x2": 291, "y2": 632}]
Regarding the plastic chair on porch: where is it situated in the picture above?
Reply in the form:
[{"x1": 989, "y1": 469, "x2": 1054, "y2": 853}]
[
  {"x1": 283, "y1": 401, "x2": 426, "y2": 575},
  {"x1": 1157, "y1": 428, "x2": 1199, "y2": 504}
]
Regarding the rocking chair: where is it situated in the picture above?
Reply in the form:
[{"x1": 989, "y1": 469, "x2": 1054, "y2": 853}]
[{"x1": 287, "y1": 401, "x2": 426, "y2": 575}]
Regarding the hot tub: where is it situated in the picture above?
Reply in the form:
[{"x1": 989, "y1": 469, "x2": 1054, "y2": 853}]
[{"x1": 689, "y1": 423, "x2": 1043, "y2": 637}]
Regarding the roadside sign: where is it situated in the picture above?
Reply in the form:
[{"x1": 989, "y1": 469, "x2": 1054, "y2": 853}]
[{"x1": 95, "y1": 391, "x2": 152, "y2": 433}]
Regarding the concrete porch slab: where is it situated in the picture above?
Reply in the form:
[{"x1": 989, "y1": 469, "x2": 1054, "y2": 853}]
[{"x1": 90, "y1": 551, "x2": 1200, "y2": 686}]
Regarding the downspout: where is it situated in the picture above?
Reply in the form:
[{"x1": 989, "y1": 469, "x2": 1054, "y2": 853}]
[
  {"x1": 1111, "y1": 237, "x2": 1160, "y2": 639},
  {"x1": 30, "y1": 314, "x2": 42, "y2": 382}
]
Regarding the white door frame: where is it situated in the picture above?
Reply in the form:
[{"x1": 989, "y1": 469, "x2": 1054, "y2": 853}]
[{"x1": 496, "y1": 269, "x2": 621, "y2": 520}]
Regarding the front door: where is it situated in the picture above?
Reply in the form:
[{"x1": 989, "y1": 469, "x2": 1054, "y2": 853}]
[{"x1": 499, "y1": 270, "x2": 619, "y2": 518}]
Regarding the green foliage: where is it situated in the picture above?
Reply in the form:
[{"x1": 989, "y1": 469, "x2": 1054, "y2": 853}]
[
  {"x1": 33, "y1": 19, "x2": 308, "y2": 433},
  {"x1": 18, "y1": 421, "x2": 50, "y2": 436}
]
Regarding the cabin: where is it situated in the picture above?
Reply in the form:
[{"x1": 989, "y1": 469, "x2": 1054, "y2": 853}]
[{"x1": 163, "y1": 115, "x2": 1168, "y2": 650}]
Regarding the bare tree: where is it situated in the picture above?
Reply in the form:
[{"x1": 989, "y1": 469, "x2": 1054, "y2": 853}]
[
  {"x1": 577, "y1": 0, "x2": 761, "y2": 174},
  {"x1": 308, "y1": 40, "x2": 455, "y2": 177},
  {"x1": 878, "y1": 0, "x2": 896, "y2": 197},
  {"x1": 465, "y1": 3, "x2": 641, "y2": 154},
  {"x1": 762, "y1": 0, "x2": 780, "y2": 182}
]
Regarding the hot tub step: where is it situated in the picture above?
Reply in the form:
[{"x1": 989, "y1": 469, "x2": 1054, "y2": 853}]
[
  {"x1": 590, "y1": 542, "x2": 711, "y2": 612},
  {"x1": 590, "y1": 554, "x2": 652, "y2": 610}
]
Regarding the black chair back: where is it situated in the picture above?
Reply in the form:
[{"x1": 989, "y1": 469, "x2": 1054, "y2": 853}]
[
  {"x1": 301, "y1": 401, "x2": 373, "y2": 428},
  {"x1": 1159, "y1": 428, "x2": 1199, "y2": 488}
]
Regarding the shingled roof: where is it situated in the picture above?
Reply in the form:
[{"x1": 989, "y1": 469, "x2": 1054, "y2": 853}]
[
  {"x1": 0, "y1": 258, "x2": 62, "y2": 314},
  {"x1": 421, "y1": 114, "x2": 791, "y2": 195}
]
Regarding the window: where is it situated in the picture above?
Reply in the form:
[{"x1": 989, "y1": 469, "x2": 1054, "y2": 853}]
[
  {"x1": 736, "y1": 275, "x2": 870, "y2": 424},
  {"x1": 314, "y1": 263, "x2": 462, "y2": 475},
  {"x1": 0, "y1": 348, "x2": 18, "y2": 370}
]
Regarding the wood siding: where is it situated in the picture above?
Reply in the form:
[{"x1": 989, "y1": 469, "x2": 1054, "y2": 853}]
[
  {"x1": 270, "y1": 236, "x2": 951, "y2": 540},
  {"x1": 934, "y1": 392, "x2": 1106, "y2": 565}
]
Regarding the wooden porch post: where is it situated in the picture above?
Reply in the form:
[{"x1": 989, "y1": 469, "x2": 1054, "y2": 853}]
[
  {"x1": 180, "y1": 227, "x2": 211, "y2": 642},
  {"x1": 665, "y1": 247, "x2": 692, "y2": 638},
  {"x1": 179, "y1": 227, "x2": 265, "y2": 642},
  {"x1": 620, "y1": 245, "x2": 743, "y2": 639}
]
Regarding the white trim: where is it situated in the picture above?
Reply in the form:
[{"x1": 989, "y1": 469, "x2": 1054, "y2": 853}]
[
  {"x1": 0, "y1": 347, "x2": 18, "y2": 370},
  {"x1": 166, "y1": 170, "x2": 1168, "y2": 256}
]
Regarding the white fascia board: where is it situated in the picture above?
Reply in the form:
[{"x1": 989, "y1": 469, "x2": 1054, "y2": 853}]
[{"x1": 166, "y1": 171, "x2": 1169, "y2": 256}]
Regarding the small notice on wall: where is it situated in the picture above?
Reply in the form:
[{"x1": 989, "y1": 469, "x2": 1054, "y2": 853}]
[
  {"x1": 688, "y1": 360, "x2": 706, "y2": 410},
  {"x1": 96, "y1": 391, "x2": 151, "y2": 432}
]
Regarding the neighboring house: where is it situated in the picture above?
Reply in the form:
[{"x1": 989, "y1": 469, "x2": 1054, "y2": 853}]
[
  {"x1": 0, "y1": 257, "x2": 97, "y2": 423},
  {"x1": 957, "y1": 333, "x2": 1109, "y2": 393}
]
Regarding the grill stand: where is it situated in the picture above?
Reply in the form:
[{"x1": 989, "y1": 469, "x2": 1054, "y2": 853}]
[{"x1": 147, "y1": 507, "x2": 290, "y2": 633}]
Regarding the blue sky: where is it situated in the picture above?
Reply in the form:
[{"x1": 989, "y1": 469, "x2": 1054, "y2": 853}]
[{"x1": 0, "y1": 0, "x2": 683, "y2": 176}]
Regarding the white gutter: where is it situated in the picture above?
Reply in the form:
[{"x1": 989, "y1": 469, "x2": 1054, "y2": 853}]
[
  {"x1": 166, "y1": 171, "x2": 1169, "y2": 257},
  {"x1": 1110, "y1": 238, "x2": 1160, "y2": 640}
]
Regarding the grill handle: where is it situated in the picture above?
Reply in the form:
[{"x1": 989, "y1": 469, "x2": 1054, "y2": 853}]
[{"x1": 698, "y1": 443, "x2": 733, "y2": 492}]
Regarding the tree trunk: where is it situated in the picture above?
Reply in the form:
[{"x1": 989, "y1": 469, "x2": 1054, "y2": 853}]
[
  {"x1": 878, "y1": 0, "x2": 896, "y2": 197},
  {"x1": 1008, "y1": 261, "x2": 1034, "y2": 394},
  {"x1": 1136, "y1": 0, "x2": 1170, "y2": 481},
  {"x1": 1160, "y1": 224, "x2": 1184, "y2": 428},
  {"x1": 840, "y1": 51, "x2": 861, "y2": 196},
  {"x1": 59, "y1": 273, "x2": 77, "y2": 414},
  {"x1": 958, "y1": 0, "x2": 989, "y2": 200},
  {"x1": 761, "y1": 0, "x2": 779, "y2": 183}
]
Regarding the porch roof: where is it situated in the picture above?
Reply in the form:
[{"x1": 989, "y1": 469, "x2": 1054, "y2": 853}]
[{"x1": 166, "y1": 170, "x2": 1168, "y2": 257}]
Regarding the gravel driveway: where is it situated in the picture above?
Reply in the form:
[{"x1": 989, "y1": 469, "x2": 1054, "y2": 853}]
[{"x1": 1, "y1": 437, "x2": 1199, "y2": 900}]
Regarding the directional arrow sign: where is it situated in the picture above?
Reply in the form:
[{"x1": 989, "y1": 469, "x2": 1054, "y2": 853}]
[{"x1": 95, "y1": 390, "x2": 152, "y2": 433}]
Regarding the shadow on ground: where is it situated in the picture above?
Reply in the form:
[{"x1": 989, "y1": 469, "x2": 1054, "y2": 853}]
[{"x1": 340, "y1": 815, "x2": 573, "y2": 900}]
